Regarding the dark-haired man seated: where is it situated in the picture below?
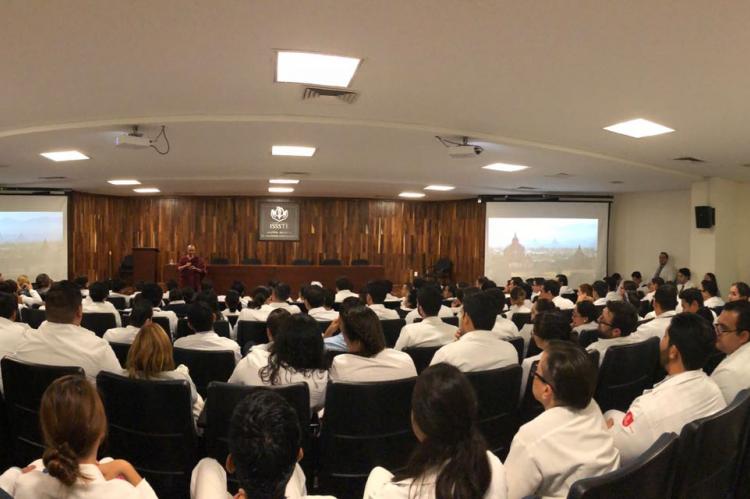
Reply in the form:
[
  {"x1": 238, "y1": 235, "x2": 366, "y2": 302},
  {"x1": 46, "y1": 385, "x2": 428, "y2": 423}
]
[
  {"x1": 82, "y1": 281, "x2": 121, "y2": 327},
  {"x1": 712, "y1": 301, "x2": 750, "y2": 403}
]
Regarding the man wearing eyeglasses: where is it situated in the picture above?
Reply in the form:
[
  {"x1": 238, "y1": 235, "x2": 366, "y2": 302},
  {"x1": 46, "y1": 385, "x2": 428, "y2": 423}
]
[
  {"x1": 711, "y1": 300, "x2": 750, "y2": 403},
  {"x1": 586, "y1": 301, "x2": 639, "y2": 366},
  {"x1": 605, "y1": 313, "x2": 726, "y2": 464}
]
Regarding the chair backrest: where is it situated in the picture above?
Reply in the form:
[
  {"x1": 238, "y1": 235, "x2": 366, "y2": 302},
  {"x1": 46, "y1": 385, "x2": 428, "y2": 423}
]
[
  {"x1": 321, "y1": 258, "x2": 342, "y2": 265},
  {"x1": 703, "y1": 348, "x2": 726, "y2": 376},
  {"x1": 172, "y1": 348, "x2": 236, "y2": 398},
  {"x1": 561, "y1": 292, "x2": 577, "y2": 303},
  {"x1": 383, "y1": 301, "x2": 401, "y2": 310},
  {"x1": 594, "y1": 337, "x2": 660, "y2": 412},
  {"x1": 204, "y1": 382, "x2": 311, "y2": 470},
  {"x1": 236, "y1": 321, "x2": 268, "y2": 350},
  {"x1": 711, "y1": 305, "x2": 724, "y2": 316},
  {"x1": 106, "y1": 296, "x2": 127, "y2": 310},
  {"x1": 81, "y1": 312, "x2": 117, "y2": 337},
  {"x1": 1, "y1": 358, "x2": 84, "y2": 466},
  {"x1": 174, "y1": 318, "x2": 191, "y2": 339},
  {"x1": 226, "y1": 315, "x2": 239, "y2": 326},
  {"x1": 210, "y1": 257, "x2": 230, "y2": 264},
  {"x1": 292, "y1": 259, "x2": 312, "y2": 265},
  {"x1": 671, "y1": 390, "x2": 750, "y2": 499},
  {"x1": 403, "y1": 346, "x2": 441, "y2": 373},
  {"x1": 578, "y1": 329, "x2": 599, "y2": 348},
  {"x1": 167, "y1": 302, "x2": 190, "y2": 318},
  {"x1": 507, "y1": 337, "x2": 524, "y2": 363},
  {"x1": 511, "y1": 312, "x2": 531, "y2": 332},
  {"x1": 316, "y1": 320, "x2": 332, "y2": 334},
  {"x1": 380, "y1": 319, "x2": 406, "y2": 347},
  {"x1": 319, "y1": 377, "x2": 417, "y2": 498},
  {"x1": 213, "y1": 320, "x2": 231, "y2": 339},
  {"x1": 568, "y1": 433, "x2": 680, "y2": 499},
  {"x1": 109, "y1": 342, "x2": 131, "y2": 368},
  {"x1": 20, "y1": 308, "x2": 46, "y2": 329},
  {"x1": 520, "y1": 360, "x2": 544, "y2": 423},
  {"x1": 96, "y1": 371, "x2": 197, "y2": 499},
  {"x1": 396, "y1": 307, "x2": 409, "y2": 318},
  {"x1": 351, "y1": 258, "x2": 369, "y2": 265},
  {"x1": 442, "y1": 316, "x2": 459, "y2": 327},
  {"x1": 241, "y1": 257, "x2": 262, "y2": 265},
  {"x1": 151, "y1": 315, "x2": 171, "y2": 334},
  {"x1": 465, "y1": 365, "x2": 522, "y2": 460}
]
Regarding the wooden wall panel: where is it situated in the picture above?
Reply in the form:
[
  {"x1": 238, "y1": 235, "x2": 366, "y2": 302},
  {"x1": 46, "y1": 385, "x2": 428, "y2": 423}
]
[{"x1": 69, "y1": 192, "x2": 486, "y2": 285}]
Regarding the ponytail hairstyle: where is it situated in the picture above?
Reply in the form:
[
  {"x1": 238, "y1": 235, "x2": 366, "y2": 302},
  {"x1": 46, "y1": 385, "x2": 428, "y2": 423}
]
[
  {"x1": 40, "y1": 375, "x2": 108, "y2": 487},
  {"x1": 250, "y1": 286, "x2": 271, "y2": 309},
  {"x1": 225, "y1": 289, "x2": 242, "y2": 313},
  {"x1": 394, "y1": 363, "x2": 491, "y2": 499}
]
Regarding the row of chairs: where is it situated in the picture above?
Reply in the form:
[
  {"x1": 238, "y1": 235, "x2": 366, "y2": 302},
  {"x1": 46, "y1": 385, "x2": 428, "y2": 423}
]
[{"x1": 208, "y1": 258, "x2": 370, "y2": 266}]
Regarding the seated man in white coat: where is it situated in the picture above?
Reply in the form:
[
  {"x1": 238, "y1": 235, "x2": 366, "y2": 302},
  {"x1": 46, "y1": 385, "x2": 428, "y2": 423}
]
[
  {"x1": 430, "y1": 291, "x2": 518, "y2": 372},
  {"x1": 303, "y1": 285, "x2": 339, "y2": 322},
  {"x1": 701, "y1": 278, "x2": 725, "y2": 309},
  {"x1": 711, "y1": 300, "x2": 750, "y2": 403},
  {"x1": 10, "y1": 281, "x2": 121, "y2": 384},
  {"x1": 190, "y1": 390, "x2": 333, "y2": 499},
  {"x1": 238, "y1": 282, "x2": 302, "y2": 322},
  {"x1": 395, "y1": 284, "x2": 456, "y2": 350},
  {"x1": 484, "y1": 287, "x2": 520, "y2": 338},
  {"x1": 82, "y1": 281, "x2": 122, "y2": 327},
  {"x1": 675, "y1": 267, "x2": 695, "y2": 293},
  {"x1": 586, "y1": 301, "x2": 639, "y2": 366},
  {"x1": 103, "y1": 299, "x2": 152, "y2": 344},
  {"x1": 540, "y1": 279, "x2": 575, "y2": 310},
  {"x1": 140, "y1": 282, "x2": 178, "y2": 336},
  {"x1": 0, "y1": 291, "x2": 30, "y2": 390},
  {"x1": 365, "y1": 280, "x2": 400, "y2": 320},
  {"x1": 174, "y1": 301, "x2": 241, "y2": 363},
  {"x1": 631, "y1": 284, "x2": 678, "y2": 341},
  {"x1": 592, "y1": 280, "x2": 609, "y2": 306},
  {"x1": 505, "y1": 340, "x2": 620, "y2": 499},
  {"x1": 334, "y1": 276, "x2": 359, "y2": 303},
  {"x1": 606, "y1": 313, "x2": 726, "y2": 464}
]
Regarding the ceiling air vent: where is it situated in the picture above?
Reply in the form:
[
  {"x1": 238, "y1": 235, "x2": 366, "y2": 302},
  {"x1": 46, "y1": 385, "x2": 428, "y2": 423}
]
[
  {"x1": 545, "y1": 172, "x2": 573, "y2": 178},
  {"x1": 516, "y1": 186, "x2": 537, "y2": 190},
  {"x1": 673, "y1": 156, "x2": 705, "y2": 163},
  {"x1": 38, "y1": 176, "x2": 67, "y2": 180},
  {"x1": 281, "y1": 171, "x2": 310, "y2": 176},
  {"x1": 302, "y1": 86, "x2": 358, "y2": 104}
]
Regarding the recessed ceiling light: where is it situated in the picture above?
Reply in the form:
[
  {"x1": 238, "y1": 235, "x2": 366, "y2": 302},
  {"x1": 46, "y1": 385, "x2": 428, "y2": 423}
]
[
  {"x1": 269, "y1": 179, "x2": 300, "y2": 184},
  {"x1": 108, "y1": 179, "x2": 141, "y2": 186},
  {"x1": 276, "y1": 51, "x2": 361, "y2": 88},
  {"x1": 424, "y1": 185, "x2": 455, "y2": 191},
  {"x1": 482, "y1": 163, "x2": 529, "y2": 172},
  {"x1": 272, "y1": 146, "x2": 316, "y2": 157},
  {"x1": 133, "y1": 187, "x2": 160, "y2": 193},
  {"x1": 399, "y1": 192, "x2": 426, "y2": 198},
  {"x1": 269, "y1": 187, "x2": 295, "y2": 193},
  {"x1": 603, "y1": 119, "x2": 675, "y2": 138},
  {"x1": 40, "y1": 150, "x2": 89, "y2": 162}
]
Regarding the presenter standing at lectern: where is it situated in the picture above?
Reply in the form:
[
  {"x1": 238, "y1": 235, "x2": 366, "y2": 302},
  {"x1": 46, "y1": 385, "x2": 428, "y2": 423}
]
[{"x1": 178, "y1": 244, "x2": 206, "y2": 291}]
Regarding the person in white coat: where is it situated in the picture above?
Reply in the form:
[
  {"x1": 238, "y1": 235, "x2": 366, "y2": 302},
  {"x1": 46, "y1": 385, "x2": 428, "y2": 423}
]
[
  {"x1": 303, "y1": 286, "x2": 339, "y2": 322},
  {"x1": 505, "y1": 341, "x2": 620, "y2": 499},
  {"x1": 431, "y1": 291, "x2": 518, "y2": 372},
  {"x1": 586, "y1": 301, "x2": 639, "y2": 366},
  {"x1": 571, "y1": 300, "x2": 599, "y2": 337},
  {"x1": 701, "y1": 279, "x2": 725, "y2": 309},
  {"x1": 675, "y1": 268, "x2": 695, "y2": 294},
  {"x1": 631, "y1": 284, "x2": 678, "y2": 341},
  {"x1": 238, "y1": 282, "x2": 301, "y2": 322},
  {"x1": 103, "y1": 300, "x2": 152, "y2": 344},
  {"x1": 652, "y1": 251, "x2": 676, "y2": 282},
  {"x1": 364, "y1": 363, "x2": 507, "y2": 499},
  {"x1": 711, "y1": 301, "x2": 750, "y2": 403},
  {"x1": 82, "y1": 281, "x2": 122, "y2": 327},
  {"x1": 395, "y1": 285, "x2": 456, "y2": 351},
  {"x1": 365, "y1": 280, "x2": 400, "y2": 320},
  {"x1": 0, "y1": 375, "x2": 158, "y2": 498},
  {"x1": 189, "y1": 390, "x2": 334, "y2": 499},
  {"x1": 173, "y1": 302, "x2": 241, "y2": 363},
  {"x1": 540, "y1": 279, "x2": 575, "y2": 310},
  {"x1": 605, "y1": 313, "x2": 726, "y2": 464}
]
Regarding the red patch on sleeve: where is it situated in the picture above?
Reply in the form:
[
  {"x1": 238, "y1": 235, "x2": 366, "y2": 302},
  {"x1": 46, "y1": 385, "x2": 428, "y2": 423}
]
[{"x1": 622, "y1": 411, "x2": 634, "y2": 427}]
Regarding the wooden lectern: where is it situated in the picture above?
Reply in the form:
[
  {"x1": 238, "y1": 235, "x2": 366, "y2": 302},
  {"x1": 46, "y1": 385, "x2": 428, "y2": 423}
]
[{"x1": 132, "y1": 248, "x2": 159, "y2": 283}]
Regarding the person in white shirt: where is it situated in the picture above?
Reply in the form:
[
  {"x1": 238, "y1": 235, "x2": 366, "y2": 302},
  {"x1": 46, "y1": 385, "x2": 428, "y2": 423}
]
[
  {"x1": 103, "y1": 300, "x2": 152, "y2": 344},
  {"x1": 604, "y1": 276, "x2": 621, "y2": 303},
  {"x1": 221, "y1": 289, "x2": 242, "y2": 321},
  {"x1": 728, "y1": 281, "x2": 750, "y2": 303},
  {"x1": 640, "y1": 277, "x2": 664, "y2": 304},
  {"x1": 577, "y1": 283, "x2": 595, "y2": 303},
  {"x1": 484, "y1": 287, "x2": 520, "y2": 338},
  {"x1": 82, "y1": 281, "x2": 122, "y2": 327},
  {"x1": 334, "y1": 276, "x2": 359, "y2": 303},
  {"x1": 108, "y1": 279, "x2": 132, "y2": 308},
  {"x1": 519, "y1": 309, "x2": 572, "y2": 398},
  {"x1": 0, "y1": 375, "x2": 158, "y2": 499},
  {"x1": 140, "y1": 282, "x2": 178, "y2": 335},
  {"x1": 571, "y1": 300, "x2": 600, "y2": 337},
  {"x1": 592, "y1": 280, "x2": 608, "y2": 306},
  {"x1": 303, "y1": 285, "x2": 339, "y2": 322},
  {"x1": 586, "y1": 301, "x2": 639, "y2": 366},
  {"x1": 173, "y1": 302, "x2": 241, "y2": 363},
  {"x1": 383, "y1": 279, "x2": 401, "y2": 303},
  {"x1": 631, "y1": 271, "x2": 649, "y2": 295},
  {"x1": 395, "y1": 285, "x2": 456, "y2": 350},
  {"x1": 431, "y1": 291, "x2": 518, "y2": 372},
  {"x1": 126, "y1": 322, "x2": 204, "y2": 421},
  {"x1": 16, "y1": 275, "x2": 44, "y2": 307},
  {"x1": 540, "y1": 279, "x2": 575, "y2": 310},
  {"x1": 701, "y1": 278, "x2": 725, "y2": 309},
  {"x1": 189, "y1": 390, "x2": 333, "y2": 499},
  {"x1": 530, "y1": 277, "x2": 544, "y2": 302},
  {"x1": 678, "y1": 288, "x2": 717, "y2": 322},
  {"x1": 505, "y1": 341, "x2": 620, "y2": 499},
  {"x1": 631, "y1": 284, "x2": 678, "y2": 341},
  {"x1": 238, "y1": 282, "x2": 301, "y2": 322},
  {"x1": 364, "y1": 363, "x2": 507, "y2": 499},
  {"x1": 10, "y1": 281, "x2": 121, "y2": 384},
  {"x1": 0, "y1": 291, "x2": 29, "y2": 391},
  {"x1": 606, "y1": 313, "x2": 726, "y2": 464},
  {"x1": 675, "y1": 267, "x2": 695, "y2": 293},
  {"x1": 711, "y1": 301, "x2": 750, "y2": 403},
  {"x1": 330, "y1": 305, "x2": 416, "y2": 382},
  {"x1": 652, "y1": 251, "x2": 676, "y2": 282},
  {"x1": 556, "y1": 274, "x2": 574, "y2": 297},
  {"x1": 506, "y1": 287, "x2": 532, "y2": 322},
  {"x1": 365, "y1": 280, "x2": 400, "y2": 320},
  {"x1": 229, "y1": 314, "x2": 329, "y2": 412}
]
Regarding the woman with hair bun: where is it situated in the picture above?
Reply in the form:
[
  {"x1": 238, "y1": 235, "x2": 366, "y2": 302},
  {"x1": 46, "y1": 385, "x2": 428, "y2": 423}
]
[{"x1": 0, "y1": 375, "x2": 158, "y2": 498}]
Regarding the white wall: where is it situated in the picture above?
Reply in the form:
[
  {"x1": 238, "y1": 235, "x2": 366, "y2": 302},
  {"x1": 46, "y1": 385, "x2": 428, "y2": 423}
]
[{"x1": 608, "y1": 190, "x2": 691, "y2": 279}]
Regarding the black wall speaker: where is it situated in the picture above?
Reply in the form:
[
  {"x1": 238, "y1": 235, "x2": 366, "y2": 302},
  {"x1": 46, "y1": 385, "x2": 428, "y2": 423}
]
[{"x1": 695, "y1": 206, "x2": 715, "y2": 228}]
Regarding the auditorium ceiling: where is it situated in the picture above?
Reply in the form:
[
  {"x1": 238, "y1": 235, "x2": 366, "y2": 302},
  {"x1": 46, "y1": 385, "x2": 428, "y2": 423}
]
[{"x1": 1, "y1": 0, "x2": 749, "y2": 198}]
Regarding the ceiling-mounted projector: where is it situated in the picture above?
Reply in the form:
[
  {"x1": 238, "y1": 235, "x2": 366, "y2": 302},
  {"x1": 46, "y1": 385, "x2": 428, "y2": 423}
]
[{"x1": 115, "y1": 134, "x2": 151, "y2": 149}]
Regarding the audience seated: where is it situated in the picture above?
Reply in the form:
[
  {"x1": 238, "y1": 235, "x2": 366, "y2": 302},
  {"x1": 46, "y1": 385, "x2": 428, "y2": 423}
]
[
  {"x1": 82, "y1": 281, "x2": 122, "y2": 327},
  {"x1": 126, "y1": 323, "x2": 204, "y2": 421},
  {"x1": 605, "y1": 313, "x2": 726, "y2": 464},
  {"x1": 592, "y1": 280, "x2": 608, "y2": 306},
  {"x1": 329, "y1": 305, "x2": 416, "y2": 382},
  {"x1": 238, "y1": 282, "x2": 301, "y2": 322},
  {"x1": 557, "y1": 273, "x2": 573, "y2": 296},
  {"x1": 173, "y1": 302, "x2": 240, "y2": 363},
  {"x1": 727, "y1": 281, "x2": 750, "y2": 302},
  {"x1": 394, "y1": 285, "x2": 456, "y2": 350},
  {"x1": 103, "y1": 300, "x2": 153, "y2": 344},
  {"x1": 571, "y1": 300, "x2": 599, "y2": 336},
  {"x1": 221, "y1": 290, "x2": 242, "y2": 339},
  {"x1": 519, "y1": 310, "x2": 572, "y2": 397},
  {"x1": 701, "y1": 278, "x2": 725, "y2": 308},
  {"x1": 229, "y1": 314, "x2": 329, "y2": 411},
  {"x1": 577, "y1": 283, "x2": 594, "y2": 303},
  {"x1": 631, "y1": 284, "x2": 678, "y2": 341},
  {"x1": 333, "y1": 276, "x2": 358, "y2": 303},
  {"x1": 140, "y1": 282, "x2": 178, "y2": 335},
  {"x1": 0, "y1": 292, "x2": 28, "y2": 391},
  {"x1": 322, "y1": 297, "x2": 360, "y2": 352},
  {"x1": 247, "y1": 308, "x2": 292, "y2": 353},
  {"x1": 505, "y1": 340, "x2": 620, "y2": 499},
  {"x1": 430, "y1": 291, "x2": 517, "y2": 372},
  {"x1": 541, "y1": 279, "x2": 575, "y2": 310},
  {"x1": 303, "y1": 285, "x2": 338, "y2": 321},
  {"x1": 711, "y1": 300, "x2": 750, "y2": 403},
  {"x1": 0, "y1": 375, "x2": 158, "y2": 498},
  {"x1": 678, "y1": 287, "x2": 716, "y2": 321},
  {"x1": 190, "y1": 390, "x2": 333, "y2": 499},
  {"x1": 108, "y1": 279, "x2": 131, "y2": 306},
  {"x1": 506, "y1": 287, "x2": 531, "y2": 321},
  {"x1": 484, "y1": 288, "x2": 519, "y2": 337},
  {"x1": 517, "y1": 298, "x2": 557, "y2": 356},
  {"x1": 586, "y1": 301, "x2": 639, "y2": 366},
  {"x1": 16, "y1": 275, "x2": 43, "y2": 307},
  {"x1": 364, "y1": 363, "x2": 507, "y2": 498},
  {"x1": 364, "y1": 281, "x2": 400, "y2": 320},
  {"x1": 10, "y1": 281, "x2": 121, "y2": 383}
]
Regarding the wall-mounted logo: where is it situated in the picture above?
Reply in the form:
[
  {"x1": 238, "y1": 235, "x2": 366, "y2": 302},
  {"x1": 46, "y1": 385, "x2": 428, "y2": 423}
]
[{"x1": 270, "y1": 206, "x2": 289, "y2": 223}]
